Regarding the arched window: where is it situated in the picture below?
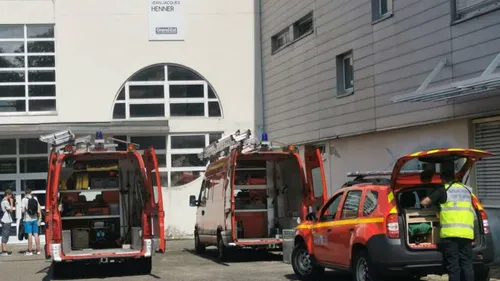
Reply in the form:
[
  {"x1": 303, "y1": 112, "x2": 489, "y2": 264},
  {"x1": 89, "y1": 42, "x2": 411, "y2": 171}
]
[{"x1": 112, "y1": 64, "x2": 222, "y2": 120}]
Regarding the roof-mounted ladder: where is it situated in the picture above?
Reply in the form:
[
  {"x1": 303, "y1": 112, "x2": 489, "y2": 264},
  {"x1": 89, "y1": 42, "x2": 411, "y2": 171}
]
[
  {"x1": 347, "y1": 170, "x2": 425, "y2": 178},
  {"x1": 39, "y1": 129, "x2": 122, "y2": 154},
  {"x1": 197, "y1": 129, "x2": 262, "y2": 161}
]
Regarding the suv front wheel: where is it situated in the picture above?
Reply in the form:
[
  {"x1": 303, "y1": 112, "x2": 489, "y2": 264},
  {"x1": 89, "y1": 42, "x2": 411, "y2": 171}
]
[{"x1": 291, "y1": 243, "x2": 325, "y2": 281}]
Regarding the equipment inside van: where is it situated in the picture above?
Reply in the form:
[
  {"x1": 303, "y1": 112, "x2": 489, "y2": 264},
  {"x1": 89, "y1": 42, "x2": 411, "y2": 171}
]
[
  {"x1": 41, "y1": 129, "x2": 165, "y2": 278},
  {"x1": 189, "y1": 129, "x2": 328, "y2": 260}
]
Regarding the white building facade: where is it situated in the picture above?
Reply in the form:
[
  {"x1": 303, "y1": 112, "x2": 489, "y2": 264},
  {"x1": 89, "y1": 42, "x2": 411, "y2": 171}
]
[{"x1": 0, "y1": 0, "x2": 262, "y2": 243}]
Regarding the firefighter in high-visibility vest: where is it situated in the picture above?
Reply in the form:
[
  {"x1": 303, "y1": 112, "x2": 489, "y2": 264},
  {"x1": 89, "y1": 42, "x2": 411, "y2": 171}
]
[{"x1": 421, "y1": 160, "x2": 475, "y2": 281}]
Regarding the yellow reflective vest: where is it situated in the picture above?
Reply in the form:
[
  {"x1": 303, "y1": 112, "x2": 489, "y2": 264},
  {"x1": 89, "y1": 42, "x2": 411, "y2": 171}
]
[{"x1": 440, "y1": 182, "x2": 475, "y2": 240}]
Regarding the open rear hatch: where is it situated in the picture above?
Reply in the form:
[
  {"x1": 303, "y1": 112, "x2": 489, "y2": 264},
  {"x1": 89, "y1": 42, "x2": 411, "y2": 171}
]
[
  {"x1": 231, "y1": 147, "x2": 327, "y2": 246},
  {"x1": 53, "y1": 148, "x2": 165, "y2": 259},
  {"x1": 390, "y1": 148, "x2": 493, "y2": 250}
]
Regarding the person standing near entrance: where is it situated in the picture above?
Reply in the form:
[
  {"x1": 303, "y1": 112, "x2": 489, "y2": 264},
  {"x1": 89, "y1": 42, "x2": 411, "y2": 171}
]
[
  {"x1": 1, "y1": 189, "x2": 14, "y2": 256},
  {"x1": 421, "y1": 160, "x2": 475, "y2": 281},
  {"x1": 21, "y1": 188, "x2": 41, "y2": 255}
]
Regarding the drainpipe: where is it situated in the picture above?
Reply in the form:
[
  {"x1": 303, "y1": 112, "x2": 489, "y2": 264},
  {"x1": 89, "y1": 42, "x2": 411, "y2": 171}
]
[{"x1": 254, "y1": 0, "x2": 265, "y2": 138}]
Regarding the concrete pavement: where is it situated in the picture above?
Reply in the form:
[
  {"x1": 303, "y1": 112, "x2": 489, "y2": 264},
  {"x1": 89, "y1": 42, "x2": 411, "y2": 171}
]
[{"x1": 0, "y1": 240, "x2": 498, "y2": 281}]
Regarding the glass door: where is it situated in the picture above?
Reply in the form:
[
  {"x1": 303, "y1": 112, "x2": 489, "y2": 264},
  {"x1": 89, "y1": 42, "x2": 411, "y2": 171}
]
[{"x1": 0, "y1": 138, "x2": 48, "y2": 244}]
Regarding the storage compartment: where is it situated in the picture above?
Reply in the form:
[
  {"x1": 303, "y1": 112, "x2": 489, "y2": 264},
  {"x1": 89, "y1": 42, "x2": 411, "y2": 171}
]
[
  {"x1": 72, "y1": 228, "x2": 90, "y2": 250},
  {"x1": 398, "y1": 186, "x2": 480, "y2": 250},
  {"x1": 58, "y1": 155, "x2": 148, "y2": 254},
  {"x1": 406, "y1": 210, "x2": 440, "y2": 248},
  {"x1": 235, "y1": 212, "x2": 268, "y2": 239},
  {"x1": 233, "y1": 154, "x2": 304, "y2": 241}
]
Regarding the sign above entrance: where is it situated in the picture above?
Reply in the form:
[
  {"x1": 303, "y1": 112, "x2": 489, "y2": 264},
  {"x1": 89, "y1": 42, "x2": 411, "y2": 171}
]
[{"x1": 149, "y1": 0, "x2": 185, "y2": 41}]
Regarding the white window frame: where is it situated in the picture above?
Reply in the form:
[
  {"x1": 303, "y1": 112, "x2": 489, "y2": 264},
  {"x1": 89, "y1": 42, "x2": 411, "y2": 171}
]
[
  {"x1": 0, "y1": 24, "x2": 57, "y2": 116},
  {"x1": 271, "y1": 27, "x2": 291, "y2": 54},
  {"x1": 293, "y1": 12, "x2": 314, "y2": 40},
  {"x1": 379, "y1": 0, "x2": 392, "y2": 17},
  {"x1": 113, "y1": 65, "x2": 221, "y2": 120},
  {"x1": 115, "y1": 133, "x2": 222, "y2": 188},
  {"x1": 453, "y1": 0, "x2": 500, "y2": 21},
  {"x1": 342, "y1": 53, "x2": 354, "y2": 92}
]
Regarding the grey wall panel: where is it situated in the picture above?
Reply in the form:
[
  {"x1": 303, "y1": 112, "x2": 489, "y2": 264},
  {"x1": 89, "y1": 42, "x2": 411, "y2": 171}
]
[
  {"x1": 454, "y1": 94, "x2": 500, "y2": 117},
  {"x1": 260, "y1": 0, "x2": 500, "y2": 143},
  {"x1": 374, "y1": 55, "x2": 453, "y2": 88},
  {"x1": 452, "y1": 37, "x2": 500, "y2": 64},
  {"x1": 269, "y1": 121, "x2": 321, "y2": 139},
  {"x1": 319, "y1": 98, "x2": 375, "y2": 121},
  {"x1": 376, "y1": 99, "x2": 451, "y2": 118},
  {"x1": 452, "y1": 22, "x2": 500, "y2": 51},
  {"x1": 319, "y1": 120, "x2": 376, "y2": 139},
  {"x1": 320, "y1": 108, "x2": 375, "y2": 130},
  {"x1": 451, "y1": 9, "x2": 500, "y2": 38},
  {"x1": 266, "y1": 93, "x2": 322, "y2": 118},
  {"x1": 282, "y1": 131, "x2": 321, "y2": 144},
  {"x1": 267, "y1": 109, "x2": 320, "y2": 132},
  {"x1": 316, "y1": 0, "x2": 370, "y2": 36},
  {"x1": 319, "y1": 87, "x2": 375, "y2": 107},
  {"x1": 374, "y1": 41, "x2": 451, "y2": 75},
  {"x1": 373, "y1": 27, "x2": 451, "y2": 65},
  {"x1": 373, "y1": 16, "x2": 450, "y2": 53},
  {"x1": 453, "y1": 53, "x2": 500, "y2": 78},
  {"x1": 374, "y1": 70, "x2": 452, "y2": 100},
  {"x1": 376, "y1": 105, "x2": 455, "y2": 129}
]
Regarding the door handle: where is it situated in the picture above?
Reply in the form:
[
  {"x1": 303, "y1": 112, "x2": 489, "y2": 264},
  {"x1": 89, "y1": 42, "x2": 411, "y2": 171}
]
[
  {"x1": 202, "y1": 210, "x2": 205, "y2": 216},
  {"x1": 327, "y1": 228, "x2": 332, "y2": 233}
]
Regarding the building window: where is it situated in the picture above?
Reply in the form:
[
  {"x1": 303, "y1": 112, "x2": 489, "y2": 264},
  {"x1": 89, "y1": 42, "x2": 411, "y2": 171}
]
[
  {"x1": 372, "y1": 0, "x2": 393, "y2": 22},
  {"x1": 112, "y1": 133, "x2": 222, "y2": 187},
  {"x1": 112, "y1": 64, "x2": 222, "y2": 120},
  {"x1": 271, "y1": 27, "x2": 291, "y2": 54},
  {"x1": 293, "y1": 12, "x2": 314, "y2": 40},
  {"x1": 336, "y1": 51, "x2": 354, "y2": 96},
  {"x1": 0, "y1": 24, "x2": 56, "y2": 114},
  {"x1": 454, "y1": 0, "x2": 500, "y2": 20}
]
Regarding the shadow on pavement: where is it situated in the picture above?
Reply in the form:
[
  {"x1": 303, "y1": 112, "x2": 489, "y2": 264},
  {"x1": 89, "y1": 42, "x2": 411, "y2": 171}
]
[
  {"x1": 491, "y1": 265, "x2": 500, "y2": 279},
  {"x1": 42, "y1": 263, "x2": 159, "y2": 280},
  {"x1": 183, "y1": 247, "x2": 283, "y2": 265},
  {"x1": 284, "y1": 271, "x2": 351, "y2": 281}
]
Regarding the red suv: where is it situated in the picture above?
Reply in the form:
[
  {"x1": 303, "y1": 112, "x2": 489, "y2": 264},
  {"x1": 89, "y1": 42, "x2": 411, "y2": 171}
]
[{"x1": 291, "y1": 148, "x2": 495, "y2": 281}]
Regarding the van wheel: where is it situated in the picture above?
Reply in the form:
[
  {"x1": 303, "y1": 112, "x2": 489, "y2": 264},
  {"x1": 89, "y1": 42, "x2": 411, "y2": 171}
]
[
  {"x1": 194, "y1": 232, "x2": 205, "y2": 254},
  {"x1": 352, "y1": 249, "x2": 383, "y2": 281},
  {"x1": 291, "y1": 242, "x2": 324, "y2": 281},
  {"x1": 132, "y1": 257, "x2": 152, "y2": 275},
  {"x1": 52, "y1": 262, "x2": 69, "y2": 279},
  {"x1": 217, "y1": 235, "x2": 228, "y2": 261},
  {"x1": 475, "y1": 266, "x2": 490, "y2": 281}
]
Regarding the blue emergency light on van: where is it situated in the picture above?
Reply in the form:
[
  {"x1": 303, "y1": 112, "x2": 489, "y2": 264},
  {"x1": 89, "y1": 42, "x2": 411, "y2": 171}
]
[
  {"x1": 261, "y1": 132, "x2": 268, "y2": 142},
  {"x1": 96, "y1": 130, "x2": 103, "y2": 140}
]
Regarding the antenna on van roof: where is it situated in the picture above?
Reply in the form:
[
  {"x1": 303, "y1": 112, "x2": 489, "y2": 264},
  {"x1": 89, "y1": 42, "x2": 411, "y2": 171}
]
[{"x1": 198, "y1": 129, "x2": 260, "y2": 161}]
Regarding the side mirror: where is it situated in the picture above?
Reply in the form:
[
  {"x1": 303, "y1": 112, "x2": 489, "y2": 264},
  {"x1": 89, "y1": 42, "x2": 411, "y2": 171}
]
[
  {"x1": 305, "y1": 211, "x2": 317, "y2": 221},
  {"x1": 189, "y1": 195, "x2": 197, "y2": 207}
]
